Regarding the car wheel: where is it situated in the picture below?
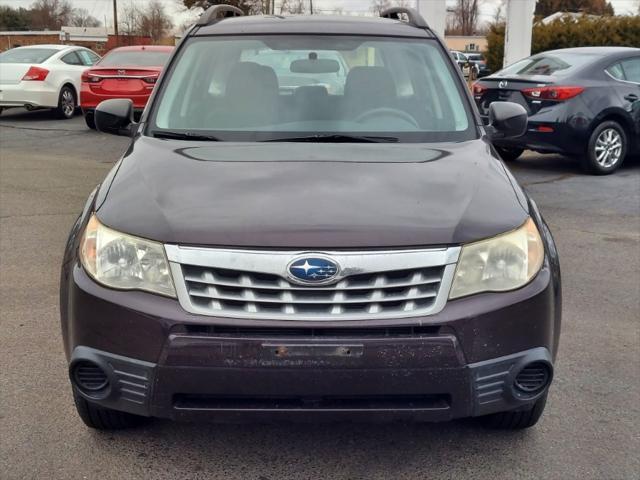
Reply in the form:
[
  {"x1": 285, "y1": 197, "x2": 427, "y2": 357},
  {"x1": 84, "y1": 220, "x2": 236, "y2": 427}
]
[
  {"x1": 72, "y1": 389, "x2": 146, "y2": 430},
  {"x1": 495, "y1": 146, "x2": 524, "y2": 162},
  {"x1": 583, "y1": 121, "x2": 627, "y2": 175},
  {"x1": 55, "y1": 86, "x2": 76, "y2": 119},
  {"x1": 84, "y1": 112, "x2": 96, "y2": 130},
  {"x1": 480, "y1": 392, "x2": 547, "y2": 429}
]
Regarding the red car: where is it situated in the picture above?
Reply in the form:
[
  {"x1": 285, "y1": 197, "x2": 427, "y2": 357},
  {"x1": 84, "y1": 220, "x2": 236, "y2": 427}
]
[{"x1": 80, "y1": 45, "x2": 173, "y2": 129}]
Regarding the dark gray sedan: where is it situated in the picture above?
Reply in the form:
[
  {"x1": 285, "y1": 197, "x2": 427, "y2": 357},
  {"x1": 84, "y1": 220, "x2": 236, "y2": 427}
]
[{"x1": 474, "y1": 47, "x2": 640, "y2": 174}]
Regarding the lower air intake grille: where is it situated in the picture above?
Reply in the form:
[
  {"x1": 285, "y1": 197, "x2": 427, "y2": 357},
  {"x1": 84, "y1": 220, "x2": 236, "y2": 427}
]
[
  {"x1": 515, "y1": 363, "x2": 551, "y2": 393},
  {"x1": 73, "y1": 361, "x2": 108, "y2": 392}
]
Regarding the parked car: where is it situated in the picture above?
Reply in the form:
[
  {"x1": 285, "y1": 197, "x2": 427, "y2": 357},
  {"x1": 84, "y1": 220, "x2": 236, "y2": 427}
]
[
  {"x1": 61, "y1": 6, "x2": 561, "y2": 431},
  {"x1": 80, "y1": 45, "x2": 173, "y2": 129},
  {"x1": 467, "y1": 53, "x2": 491, "y2": 78},
  {"x1": 0, "y1": 44, "x2": 100, "y2": 118},
  {"x1": 473, "y1": 47, "x2": 640, "y2": 174},
  {"x1": 450, "y1": 50, "x2": 472, "y2": 78}
]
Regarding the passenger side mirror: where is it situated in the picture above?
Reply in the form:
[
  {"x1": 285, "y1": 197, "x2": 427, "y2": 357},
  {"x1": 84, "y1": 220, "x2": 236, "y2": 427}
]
[
  {"x1": 487, "y1": 102, "x2": 528, "y2": 140},
  {"x1": 95, "y1": 99, "x2": 136, "y2": 136}
]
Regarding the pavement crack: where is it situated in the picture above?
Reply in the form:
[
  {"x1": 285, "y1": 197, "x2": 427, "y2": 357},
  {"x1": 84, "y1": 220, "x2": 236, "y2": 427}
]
[
  {"x1": 0, "y1": 212, "x2": 79, "y2": 220},
  {"x1": 522, "y1": 173, "x2": 576, "y2": 186},
  {"x1": 0, "y1": 123, "x2": 86, "y2": 133}
]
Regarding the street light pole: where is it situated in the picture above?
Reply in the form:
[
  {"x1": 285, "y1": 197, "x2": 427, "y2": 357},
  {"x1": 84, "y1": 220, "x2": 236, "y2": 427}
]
[
  {"x1": 113, "y1": 0, "x2": 119, "y2": 46},
  {"x1": 309, "y1": 0, "x2": 313, "y2": 14}
]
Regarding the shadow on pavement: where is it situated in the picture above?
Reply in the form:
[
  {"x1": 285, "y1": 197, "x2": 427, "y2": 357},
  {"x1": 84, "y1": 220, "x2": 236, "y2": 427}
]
[{"x1": 509, "y1": 151, "x2": 640, "y2": 178}]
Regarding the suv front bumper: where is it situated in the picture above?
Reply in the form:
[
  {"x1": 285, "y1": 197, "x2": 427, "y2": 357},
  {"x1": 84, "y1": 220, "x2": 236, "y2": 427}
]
[
  {"x1": 62, "y1": 259, "x2": 560, "y2": 423},
  {"x1": 70, "y1": 343, "x2": 552, "y2": 422}
]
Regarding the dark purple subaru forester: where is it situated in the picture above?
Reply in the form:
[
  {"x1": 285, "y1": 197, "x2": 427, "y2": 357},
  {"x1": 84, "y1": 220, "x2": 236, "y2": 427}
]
[{"x1": 60, "y1": 6, "x2": 561, "y2": 430}]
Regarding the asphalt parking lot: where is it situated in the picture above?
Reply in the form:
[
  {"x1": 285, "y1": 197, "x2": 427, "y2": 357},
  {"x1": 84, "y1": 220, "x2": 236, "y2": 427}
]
[{"x1": 1, "y1": 108, "x2": 639, "y2": 480}]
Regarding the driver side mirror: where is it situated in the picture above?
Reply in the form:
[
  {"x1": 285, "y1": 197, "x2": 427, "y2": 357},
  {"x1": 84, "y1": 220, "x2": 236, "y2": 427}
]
[
  {"x1": 487, "y1": 102, "x2": 528, "y2": 140},
  {"x1": 95, "y1": 99, "x2": 136, "y2": 136}
]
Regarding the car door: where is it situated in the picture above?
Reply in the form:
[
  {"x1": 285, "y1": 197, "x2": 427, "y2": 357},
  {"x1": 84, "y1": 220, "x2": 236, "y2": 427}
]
[
  {"x1": 59, "y1": 50, "x2": 90, "y2": 100},
  {"x1": 606, "y1": 57, "x2": 640, "y2": 149}
]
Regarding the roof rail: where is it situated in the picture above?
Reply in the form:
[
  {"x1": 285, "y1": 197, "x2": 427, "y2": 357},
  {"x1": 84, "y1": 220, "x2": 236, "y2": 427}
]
[
  {"x1": 196, "y1": 4, "x2": 244, "y2": 26},
  {"x1": 380, "y1": 7, "x2": 429, "y2": 29}
]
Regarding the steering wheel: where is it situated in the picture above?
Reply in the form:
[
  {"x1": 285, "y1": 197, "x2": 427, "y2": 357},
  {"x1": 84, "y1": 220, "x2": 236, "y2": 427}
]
[{"x1": 354, "y1": 107, "x2": 420, "y2": 129}]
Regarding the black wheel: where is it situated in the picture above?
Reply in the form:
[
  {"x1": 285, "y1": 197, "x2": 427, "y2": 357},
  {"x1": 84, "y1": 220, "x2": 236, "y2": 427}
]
[
  {"x1": 72, "y1": 389, "x2": 146, "y2": 430},
  {"x1": 480, "y1": 392, "x2": 548, "y2": 430},
  {"x1": 55, "y1": 85, "x2": 76, "y2": 119},
  {"x1": 84, "y1": 112, "x2": 96, "y2": 130},
  {"x1": 495, "y1": 146, "x2": 524, "y2": 162},
  {"x1": 582, "y1": 120, "x2": 627, "y2": 175}
]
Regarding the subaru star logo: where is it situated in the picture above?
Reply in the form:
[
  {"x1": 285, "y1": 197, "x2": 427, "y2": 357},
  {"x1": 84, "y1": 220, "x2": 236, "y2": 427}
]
[{"x1": 287, "y1": 256, "x2": 340, "y2": 285}]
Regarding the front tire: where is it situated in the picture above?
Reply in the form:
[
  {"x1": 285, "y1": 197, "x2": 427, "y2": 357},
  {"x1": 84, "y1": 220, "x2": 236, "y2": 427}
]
[
  {"x1": 84, "y1": 111, "x2": 96, "y2": 130},
  {"x1": 72, "y1": 389, "x2": 146, "y2": 430},
  {"x1": 480, "y1": 392, "x2": 548, "y2": 429},
  {"x1": 55, "y1": 85, "x2": 76, "y2": 119},
  {"x1": 582, "y1": 121, "x2": 627, "y2": 175},
  {"x1": 495, "y1": 146, "x2": 524, "y2": 162}
]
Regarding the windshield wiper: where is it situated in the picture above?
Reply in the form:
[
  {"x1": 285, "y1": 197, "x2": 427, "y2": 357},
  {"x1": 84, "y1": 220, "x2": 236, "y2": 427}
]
[
  {"x1": 266, "y1": 134, "x2": 399, "y2": 143},
  {"x1": 153, "y1": 131, "x2": 221, "y2": 141}
]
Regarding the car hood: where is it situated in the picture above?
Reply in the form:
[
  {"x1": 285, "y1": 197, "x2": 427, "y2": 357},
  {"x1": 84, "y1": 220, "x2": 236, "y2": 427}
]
[{"x1": 97, "y1": 137, "x2": 528, "y2": 248}]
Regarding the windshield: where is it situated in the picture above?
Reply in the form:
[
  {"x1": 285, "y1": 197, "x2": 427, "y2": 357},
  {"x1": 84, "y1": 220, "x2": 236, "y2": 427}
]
[
  {"x1": 99, "y1": 50, "x2": 172, "y2": 67},
  {"x1": 0, "y1": 48, "x2": 58, "y2": 64},
  {"x1": 150, "y1": 35, "x2": 475, "y2": 143},
  {"x1": 498, "y1": 52, "x2": 598, "y2": 77}
]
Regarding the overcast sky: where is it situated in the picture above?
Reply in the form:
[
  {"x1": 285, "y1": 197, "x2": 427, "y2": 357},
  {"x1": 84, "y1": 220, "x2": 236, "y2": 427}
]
[{"x1": 1, "y1": 0, "x2": 638, "y2": 31}]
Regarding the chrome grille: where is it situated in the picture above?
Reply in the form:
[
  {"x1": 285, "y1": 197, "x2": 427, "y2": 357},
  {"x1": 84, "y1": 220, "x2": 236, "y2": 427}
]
[{"x1": 166, "y1": 246, "x2": 459, "y2": 321}]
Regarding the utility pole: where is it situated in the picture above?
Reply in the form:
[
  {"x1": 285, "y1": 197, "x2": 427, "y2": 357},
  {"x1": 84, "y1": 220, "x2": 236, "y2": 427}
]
[
  {"x1": 503, "y1": 0, "x2": 535, "y2": 67},
  {"x1": 113, "y1": 0, "x2": 119, "y2": 46},
  {"x1": 309, "y1": 0, "x2": 313, "y2": 14},
  {"x1": 416, "y1": 0, "x2": 446, "y2": 38}
]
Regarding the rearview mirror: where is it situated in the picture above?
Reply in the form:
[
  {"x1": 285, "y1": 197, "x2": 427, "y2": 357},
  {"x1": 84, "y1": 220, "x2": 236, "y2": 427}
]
[
  {"x1": 290, "y1": 58, "x2": 340, "y2": 74},
  {"x1": 487, "y1": 102, "x2": 528, "y2": 140},
  {"x1": 95, "y1": 99, "x2": 135, "y2": 136}
]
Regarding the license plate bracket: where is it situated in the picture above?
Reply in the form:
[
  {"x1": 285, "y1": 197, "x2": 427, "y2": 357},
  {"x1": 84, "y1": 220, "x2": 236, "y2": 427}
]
[{"x1": 263, "y1": 343, "x2": 364, "y2": 358}]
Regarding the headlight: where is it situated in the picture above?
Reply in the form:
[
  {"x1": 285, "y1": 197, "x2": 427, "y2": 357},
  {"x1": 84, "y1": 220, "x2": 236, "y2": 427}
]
[
  {"x1": 449, "y1": 218, "x2": 544, "y2": 299},
  {"x1": 80, "y1": 215, "x2": 176, "y2": 297}
]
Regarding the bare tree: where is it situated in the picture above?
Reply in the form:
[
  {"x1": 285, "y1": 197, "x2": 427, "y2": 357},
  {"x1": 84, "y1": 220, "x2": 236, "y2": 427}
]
[
  {"x1": 139, "y1": 0, "x2": 173, "y2": 41},
  {"x1": 29, "y1": 0, "x2": 74, "y2": 30},
  {"x1": 119, "y1": 1, "x2": 143, "y2": 36},
  {"x1": 181, "y1": 0, "x2": 267, "y2": 14},
  {"x1": 371, "y1": 0, "x2": 410, "y2": 15},
  {"x1": 279, "y1": 0, "x2": 306, "y2": 14},
  {"x1": 70, "y1": 8, "x2": 101, "y2": 27},
  {"x1": 492, "y1": 0, "x2": 506, "y2": 23},
  {"x1": 451, "y1": 0, "x2": 480, "y2": 35}
]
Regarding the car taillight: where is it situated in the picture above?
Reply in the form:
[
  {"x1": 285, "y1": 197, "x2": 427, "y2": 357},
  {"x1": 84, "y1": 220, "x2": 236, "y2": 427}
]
[
  {"x1": 142, "y1": 76, "x2": 158, "y2": 84},
  {"x1": 522, "y1": 86, "x2": 584, "y2": 101},
  {"x1": 81, "y1": 72, "x2": 101, "y2": 83},
  {"x1": 473, "y1": 82, "x2": 487, "y2": 95},
  {"x1": 22, "y1": 66, "x2": 49, "y2": 81}
]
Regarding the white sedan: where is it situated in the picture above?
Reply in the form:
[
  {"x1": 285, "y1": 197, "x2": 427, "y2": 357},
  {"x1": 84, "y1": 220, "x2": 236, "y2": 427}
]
[{"x1": 0, "y1": 44, "x2": 100, "y2": 119}]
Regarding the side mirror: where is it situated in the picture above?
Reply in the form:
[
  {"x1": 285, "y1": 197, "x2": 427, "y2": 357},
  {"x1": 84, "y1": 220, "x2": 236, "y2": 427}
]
[
  {"x1": 95, "y1": 99, "x2": 135, "y2": 136},
  {"x1": 487, "y1": 101, "x2": 528, "y2": 140}
]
